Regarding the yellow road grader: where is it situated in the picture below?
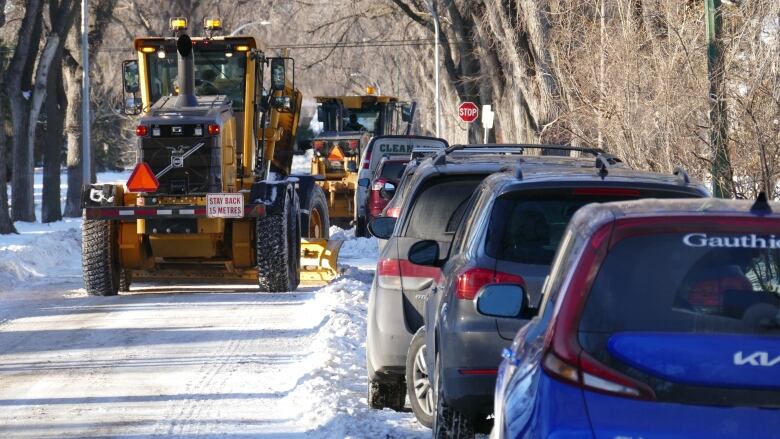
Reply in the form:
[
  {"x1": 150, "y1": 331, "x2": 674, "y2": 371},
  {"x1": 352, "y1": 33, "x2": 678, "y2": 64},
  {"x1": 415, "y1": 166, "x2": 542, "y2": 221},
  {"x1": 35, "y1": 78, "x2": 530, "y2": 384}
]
[
  {"x1": 310, "y1": 93, "x2": 415, "y2": 231},
  {"x1": 81, "y1": 18, "x2": 339, "y2": 295}
]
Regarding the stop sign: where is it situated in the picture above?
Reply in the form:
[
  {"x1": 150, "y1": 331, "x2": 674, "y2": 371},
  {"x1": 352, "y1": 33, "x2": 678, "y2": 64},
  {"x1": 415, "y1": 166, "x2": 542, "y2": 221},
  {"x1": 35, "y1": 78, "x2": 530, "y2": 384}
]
[{"x1": 458, "y1": 102, "x2": 479, "y2": 123}]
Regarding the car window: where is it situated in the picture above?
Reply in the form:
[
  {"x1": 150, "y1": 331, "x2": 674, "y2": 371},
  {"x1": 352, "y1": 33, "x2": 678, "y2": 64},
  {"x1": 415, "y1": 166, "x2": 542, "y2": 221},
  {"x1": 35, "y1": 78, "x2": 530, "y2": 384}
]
[
  {"x1": 449, "y1": 187, "x2": 486, "y2": 255},
  {"x1": 580, "y1": 233, "x2": 780, "y2": 335},
  {"x1": 485, "y1": 190, "x2": 642, "y2": 265},
  {"x1": 402, "y1": 177, "x2": 483, "y2": 242},
  {"x1": 376, "y1": 161, "x2": 408, "y2": 182}
]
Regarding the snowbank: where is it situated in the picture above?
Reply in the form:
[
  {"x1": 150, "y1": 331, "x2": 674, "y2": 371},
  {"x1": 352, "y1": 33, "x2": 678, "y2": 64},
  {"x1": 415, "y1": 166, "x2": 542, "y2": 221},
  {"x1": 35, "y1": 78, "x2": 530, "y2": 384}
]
[
  {"x1": 0, "y1": 221, "x2": 83, "y2": 290},
  {"x1": 281, "y1": 276, "x2": 425, "y2": 438}
]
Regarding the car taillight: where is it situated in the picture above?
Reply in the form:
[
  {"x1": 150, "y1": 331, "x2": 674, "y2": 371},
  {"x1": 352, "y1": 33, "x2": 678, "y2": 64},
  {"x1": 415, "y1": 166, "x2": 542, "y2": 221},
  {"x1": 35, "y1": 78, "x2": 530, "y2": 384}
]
[
  {"x1": 362, "y1": 147, "x2": 372, "y2": 169},
  {"x1": 386, "y1": 207, "x2": 401, "y2": 218},
  {"x1": 541, "y1": 222, "x2": 656, "y2": 401},
  {"x1": 372, "y1": 178, "x2": 386, "y2": 191},
  {"x1": 207, "y1": 123, "x2": 220, "y2": 135},
  {"x1": 377, "y1": 258, "x2": 402, "y2": 289},
  {"x1": 135, "y1": 125, "x2": 148, "y2": 137},
  {"x1": 455, "y1": 268, "x2": 525, "y2": 300}
]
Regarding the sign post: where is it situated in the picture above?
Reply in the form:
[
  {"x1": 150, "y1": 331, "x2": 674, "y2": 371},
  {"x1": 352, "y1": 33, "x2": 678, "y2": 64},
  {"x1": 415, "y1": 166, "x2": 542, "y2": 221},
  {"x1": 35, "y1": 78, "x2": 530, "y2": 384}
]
[
  {"x1": 458, "y1": 102, "x2": 479, "y2": 124},
  {"x1": 481, "y1": 104, "x2": 494, "y2": 144}
]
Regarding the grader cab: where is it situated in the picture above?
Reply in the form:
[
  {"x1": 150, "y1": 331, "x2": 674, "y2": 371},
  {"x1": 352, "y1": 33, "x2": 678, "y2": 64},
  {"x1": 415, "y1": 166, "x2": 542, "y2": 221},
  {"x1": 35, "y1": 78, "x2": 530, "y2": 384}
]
[{"x1": 81, "y1": 17, "x2": 339, "y2": 295}]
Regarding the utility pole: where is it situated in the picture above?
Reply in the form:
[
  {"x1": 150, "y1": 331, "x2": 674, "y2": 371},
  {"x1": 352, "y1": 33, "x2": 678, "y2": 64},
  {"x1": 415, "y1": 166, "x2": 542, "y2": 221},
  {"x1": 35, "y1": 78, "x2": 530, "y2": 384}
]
[
  {"x1": 81, "y1": 0, "x2": 91, "y2": 184},
  {"x1": 426, "y1": 0, "x2": 441, "y2": 138},
  {"x1": 705, "y1": 0, "x2": 732, "y2": 198}
]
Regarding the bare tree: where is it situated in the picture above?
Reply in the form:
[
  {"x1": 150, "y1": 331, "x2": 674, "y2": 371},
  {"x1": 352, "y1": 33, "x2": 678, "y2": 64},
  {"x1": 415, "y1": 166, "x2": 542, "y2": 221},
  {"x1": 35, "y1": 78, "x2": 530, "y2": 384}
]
[
  {"x1": 63, "y1": 0, "x2": 118, "y2": 217},
  {"x1": 6, "y1": 0, "x2": 44, "y2": 222},
  {"x1": 42, "y1": 1, "x2": 80, "y2": 222}
]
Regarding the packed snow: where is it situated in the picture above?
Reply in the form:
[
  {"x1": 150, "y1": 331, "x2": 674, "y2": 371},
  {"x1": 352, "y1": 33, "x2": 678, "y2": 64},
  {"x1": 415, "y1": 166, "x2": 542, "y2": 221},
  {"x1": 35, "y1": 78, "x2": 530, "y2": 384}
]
[{"x1": 0, "y1": 170, "x2": 429, "y2": 438}]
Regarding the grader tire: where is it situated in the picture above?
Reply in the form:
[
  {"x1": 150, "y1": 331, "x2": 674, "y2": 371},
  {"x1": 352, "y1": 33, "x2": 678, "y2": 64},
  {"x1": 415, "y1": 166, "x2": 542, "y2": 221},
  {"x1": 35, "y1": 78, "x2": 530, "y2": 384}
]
[
  {"x1": 256, "y1": 190, "x2": 300, "y2": 292},
  {"x1": 82, "y1": 217, "x2": 120, "y2": 296},
  {"x1": 119, "y1": 270, "x2": 132, "y2": 292},
  {"x1": 305, "y1": 185, "x2": 330, "y2": 240}
]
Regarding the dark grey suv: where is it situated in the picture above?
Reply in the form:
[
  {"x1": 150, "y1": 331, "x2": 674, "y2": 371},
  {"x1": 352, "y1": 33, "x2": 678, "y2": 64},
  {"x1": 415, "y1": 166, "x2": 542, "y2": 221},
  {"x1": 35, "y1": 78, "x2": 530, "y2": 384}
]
[
  {"x1": 365, "y1": 146, "x2": 531, "y2": 416},
  {"x1": 364, "y1": 145, "x2": 619, "y2": 424},
  {"x1": 406, "y1": 149, "x2": 709, "y2": 437}
]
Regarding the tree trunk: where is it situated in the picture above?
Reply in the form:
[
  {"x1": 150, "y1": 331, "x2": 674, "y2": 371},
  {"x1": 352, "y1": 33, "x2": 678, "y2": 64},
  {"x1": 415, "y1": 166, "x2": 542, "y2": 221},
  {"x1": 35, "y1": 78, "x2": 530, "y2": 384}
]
[
  {"x1": 63, "y1": 50, "x2": 84, "y2": 218},
  {"x1": 63, "y1": 0, "x2": 117, "y2": 216},
  {"x1": 0, "y1": 95, "x2": 17, "y2": 234},
  {"x1": 42, "y1": 51, "x2": 66, "y2": 223},
  {"x1": 6, "y1": 0, "x2": 44, "y2": 222}
]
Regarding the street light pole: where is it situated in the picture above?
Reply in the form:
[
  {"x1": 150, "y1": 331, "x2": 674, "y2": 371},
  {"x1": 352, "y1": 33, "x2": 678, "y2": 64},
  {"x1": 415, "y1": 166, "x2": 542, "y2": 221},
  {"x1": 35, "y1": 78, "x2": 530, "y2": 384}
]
[
  {"x1": 426, "y1": 0, "x2": 441, "y2": 138},
  {"x1": 705, "y1": 0, "x2": 731, "y2": 198},
  {"x1": 81, "y1": 0, "x2": 91, "y2": 184}
]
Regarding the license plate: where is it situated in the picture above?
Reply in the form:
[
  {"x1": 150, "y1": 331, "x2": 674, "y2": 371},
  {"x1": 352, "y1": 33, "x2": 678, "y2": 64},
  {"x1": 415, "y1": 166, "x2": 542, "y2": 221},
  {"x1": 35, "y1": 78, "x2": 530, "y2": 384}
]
[{"x1": 206, "y1": 193, "x2": 244, "y2": 218}]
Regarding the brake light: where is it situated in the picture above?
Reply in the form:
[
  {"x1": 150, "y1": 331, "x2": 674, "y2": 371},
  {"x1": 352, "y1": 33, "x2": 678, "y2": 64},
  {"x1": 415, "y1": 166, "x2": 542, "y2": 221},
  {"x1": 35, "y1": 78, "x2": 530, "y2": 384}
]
[
  {"x1": 572, "y1": 188, "x2": 641, "y2": 197},
  {"x1": 541, "y1": 222, "x2": 656, "y2": 400},
  {"x1": 455, "y1": 268, "x2": 524, "y2": 300},
  {"x1": 377, "y1": 258, "x2": 402, "y2": 289},
  {"x1": 362, "y1": 147, "x2": 373, "y2": 169},
  {"x1": 347, "y1": 139, "x2": 359, "y2": 151},
  {"x1": 372, "y1": 178, "x2": 386, "y2": 191},
  {"x1": 386, "y1": 207, "x2": 401, "y2": 218},
  {"x1": 313, "y1": 140, "x2": 326, "y2": 151},
  {"x1": 207, "y1": 124, "x2": 220, "y2": 135},
  {"x1": 135, "y1": 125, "x2": 149, "y2": 137}
]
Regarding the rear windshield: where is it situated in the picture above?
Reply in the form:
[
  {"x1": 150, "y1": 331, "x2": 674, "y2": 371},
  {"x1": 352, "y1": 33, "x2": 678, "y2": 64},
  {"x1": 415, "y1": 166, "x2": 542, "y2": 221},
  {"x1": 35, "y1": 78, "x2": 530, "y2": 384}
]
[
  {"x1": 486, "y1": 189, "x2": 651, "y2": 265},
  {"x1": 378, "y1": 162, "x2": 408, "y2": 182},
  {"x1": 403, "y1": 177, "x2": 483, "y2": 242},
  {"x1": 580, "y1": 233, "x2": 780, "y2": 335}
]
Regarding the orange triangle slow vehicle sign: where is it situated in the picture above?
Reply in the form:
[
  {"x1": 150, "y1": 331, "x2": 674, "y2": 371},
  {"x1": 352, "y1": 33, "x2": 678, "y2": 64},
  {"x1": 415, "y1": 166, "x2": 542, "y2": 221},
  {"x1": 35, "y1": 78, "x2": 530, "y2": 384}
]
[
  {"x1": 328, "y1": 145, "x2": 345, "y2": 162},
  {"x1": 126, "y1": 162, "x2": 160, "y2": 193}
]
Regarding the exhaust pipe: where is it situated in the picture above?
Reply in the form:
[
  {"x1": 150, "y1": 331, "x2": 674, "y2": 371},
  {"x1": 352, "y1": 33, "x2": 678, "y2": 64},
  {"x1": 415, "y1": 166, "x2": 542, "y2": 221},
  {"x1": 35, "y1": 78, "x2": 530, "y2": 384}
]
[{"x1": 175, "y1": 34, "x2": 198, "y2": 107}]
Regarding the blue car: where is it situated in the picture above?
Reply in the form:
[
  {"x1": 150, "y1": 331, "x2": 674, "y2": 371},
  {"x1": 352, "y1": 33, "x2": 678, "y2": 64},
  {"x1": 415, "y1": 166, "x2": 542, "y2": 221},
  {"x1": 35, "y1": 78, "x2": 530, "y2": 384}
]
[{"x1": 481, "y1": 197, "x2": 780, "y2": 438}]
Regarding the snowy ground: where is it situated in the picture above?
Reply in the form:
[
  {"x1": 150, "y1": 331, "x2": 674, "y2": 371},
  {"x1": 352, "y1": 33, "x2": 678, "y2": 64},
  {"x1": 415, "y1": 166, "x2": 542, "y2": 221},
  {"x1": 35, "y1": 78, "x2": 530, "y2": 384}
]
[{"x1": 0, "y1": 169, "x2": 428, "y2": 438}]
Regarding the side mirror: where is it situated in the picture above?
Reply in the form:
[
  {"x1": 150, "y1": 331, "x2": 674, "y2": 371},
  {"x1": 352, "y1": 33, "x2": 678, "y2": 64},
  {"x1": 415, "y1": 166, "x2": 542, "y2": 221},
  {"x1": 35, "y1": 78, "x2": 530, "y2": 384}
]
[
  {"x1": 122, "y1": 60, "x2": 140, "y2": 94},
  {"x1": 380, "y1": 182, "x2": 396, "y2": 200},
  {"x1": 368, "y1": 216, "x2": 396, "y2": 239},
  {"x1": 270, "y1": 58, "x2": 286, "y2": 91},
  {"x1": 475, "y1": 284, "x2": 528, "y2": 319},
  {"x1": 358, "y1": 178, "x2": 370, "y2": 188},
  {"x1": 402, "y1": 101, "x2": 416, "y2": 122},
  {"x1": 123, "y1": 97, "x2": 142, "y2": 116},
  {"x1": 408, "y1": 239, "x2": 441, "y2": 267}
]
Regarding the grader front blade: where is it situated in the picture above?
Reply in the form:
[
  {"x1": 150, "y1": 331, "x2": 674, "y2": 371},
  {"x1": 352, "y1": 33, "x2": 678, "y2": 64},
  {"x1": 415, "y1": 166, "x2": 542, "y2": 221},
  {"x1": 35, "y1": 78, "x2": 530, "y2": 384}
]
[{"x1": 300, "y1": 239, "x2": 344, "y2": 283}]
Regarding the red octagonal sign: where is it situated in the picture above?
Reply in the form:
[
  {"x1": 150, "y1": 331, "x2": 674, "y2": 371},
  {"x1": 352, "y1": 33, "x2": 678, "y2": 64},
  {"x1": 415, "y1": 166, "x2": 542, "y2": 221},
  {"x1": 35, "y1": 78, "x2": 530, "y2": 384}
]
[{"x1": 458, "y1": 101, "x2": 479, "y2": 123}]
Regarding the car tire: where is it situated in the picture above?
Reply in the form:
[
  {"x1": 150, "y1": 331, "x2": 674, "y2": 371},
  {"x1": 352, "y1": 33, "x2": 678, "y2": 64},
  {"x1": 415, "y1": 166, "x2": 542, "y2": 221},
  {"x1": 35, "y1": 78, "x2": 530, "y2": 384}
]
[
  {"x1": 368, "y1": 378, "x2": 405, "y2": 412},
  {"x1": 406, "y1": 328, "x2": 434, "y2": 428},
  {"x1": 432, "y1": 352, "x2": 475, "y2": 439}
]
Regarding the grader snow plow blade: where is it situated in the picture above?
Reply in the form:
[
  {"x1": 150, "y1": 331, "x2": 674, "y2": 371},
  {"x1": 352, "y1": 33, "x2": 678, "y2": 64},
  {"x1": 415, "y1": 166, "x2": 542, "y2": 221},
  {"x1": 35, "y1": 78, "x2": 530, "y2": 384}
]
[{"x1": 300, "y1": 239, "x2": 344, "y2": 283}]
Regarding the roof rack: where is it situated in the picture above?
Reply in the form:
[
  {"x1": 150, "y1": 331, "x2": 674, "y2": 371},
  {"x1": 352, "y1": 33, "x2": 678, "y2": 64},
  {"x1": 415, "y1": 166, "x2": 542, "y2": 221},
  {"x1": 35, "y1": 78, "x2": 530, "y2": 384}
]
[
  {"x1": 446, "y1": 143, "x2": 606, "y2": 156},
  {"x1": 673, "y1": 166, "x2": 691, "y2": 185}
]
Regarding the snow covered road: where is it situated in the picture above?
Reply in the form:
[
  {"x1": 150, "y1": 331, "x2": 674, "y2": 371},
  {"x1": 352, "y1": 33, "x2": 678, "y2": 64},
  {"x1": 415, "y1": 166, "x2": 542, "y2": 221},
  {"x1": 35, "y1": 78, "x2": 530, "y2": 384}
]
[{"x1": 0, "y1": 225, "x2": 427, "y2": 438}]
